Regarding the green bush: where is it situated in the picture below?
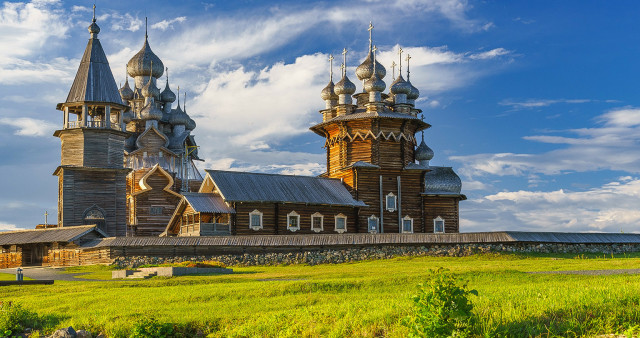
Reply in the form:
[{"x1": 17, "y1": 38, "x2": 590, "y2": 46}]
[
  {"x1": 403, "y1": 267, "x2": 478, "y2": 337},
  {"x1": 0, "y1": 302, "x2": 39, "y2": 337},
  {"x1": 129, "y1": 317, "x2": 175, "y2": 338}
]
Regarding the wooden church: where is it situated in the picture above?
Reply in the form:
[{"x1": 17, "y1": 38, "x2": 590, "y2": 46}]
[
  {"x1": 54, "y1": 12, "x2": 465, "y2": 238},
  {"x1": 54, "y1": 10, "x2": 202, "y2": 237}
]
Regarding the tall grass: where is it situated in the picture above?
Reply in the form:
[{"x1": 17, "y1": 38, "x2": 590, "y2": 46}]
[{"x1": 1, "y1": 253, "x2": 639, "y2": 337}]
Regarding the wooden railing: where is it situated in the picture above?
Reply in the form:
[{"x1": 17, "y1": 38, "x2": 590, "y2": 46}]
[
  {"x1": 66, "y1": 121, "x2": 122, "y2": 131},
  {"x1": 200, "y1": 223, "x2": 231, "y2": 236}
]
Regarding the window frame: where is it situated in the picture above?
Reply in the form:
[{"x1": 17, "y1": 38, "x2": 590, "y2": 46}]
[
  {"x1": 311, "y1": 212, "x2": 324, "y2": 233},
  {"x1": 249, "y1": 210, "x2": 263, "y2": 231},
  {"x1": 434, "y1": 216, "x2": 445, "y2": 233},
  {"x1": 287, "y1": 211, "x2": 300, "y2": 232},
  {"x1": 386, "y1": 192, "x2": 397, "y2": 212},
  {"x1": 334, "y1": 213, "x2": 347, "y2": 234},
  {"x1": 402, "y1": 215, "x2": 413, "y2": 233},
  {"x1": 368, "y1": 215, "x2": 379, "y2": 233}
]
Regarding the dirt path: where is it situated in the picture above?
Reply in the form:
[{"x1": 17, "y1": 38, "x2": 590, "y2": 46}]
[{"x1": 0, "y1": 267, "x2": 109, "y2": 281}]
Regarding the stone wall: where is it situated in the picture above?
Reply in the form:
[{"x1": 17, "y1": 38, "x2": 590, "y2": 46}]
[{"x1": 110, "y1": 242, "x2": 640, "y2": 268}]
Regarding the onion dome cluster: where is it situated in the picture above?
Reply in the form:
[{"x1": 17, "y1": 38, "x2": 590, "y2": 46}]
[
  {"x1": 170, "y1": 104, "x2": 190, "y2": 126},
  {"x1": 390, "y1": 75, "x2": 411, "y2": 96},
  {"x1": 160, "y1": 79, "x2": 176, "y2": 103},
  {"x1": 335, "y1": 75, "x2": 356, "y2": 96},
  {"x1": 141, "y1": 78, "x2": 160, "y2": 100}
]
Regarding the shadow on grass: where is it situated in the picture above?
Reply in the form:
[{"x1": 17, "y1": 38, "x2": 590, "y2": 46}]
[{"x1": 478, "y1": 299, "x2": 640, "y2": 337}]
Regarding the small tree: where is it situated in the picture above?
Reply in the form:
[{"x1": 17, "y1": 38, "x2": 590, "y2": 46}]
[{"x1": 404, "y1": 267, "x2": 478, "y2": 337}]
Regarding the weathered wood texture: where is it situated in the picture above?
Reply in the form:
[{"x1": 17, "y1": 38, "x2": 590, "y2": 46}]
[
  {"x1": 422, "y1": 196, "x2": 460, "y2": 233},
  {"x1": 58, "y1": 129, "x2": 126, "y2": 168},
  {"x1": 127, "y1": 168, "x2": 182, "y2": 236},
  {"x1": 57, "y1": 167, "x2": 128, "y2": 237}
]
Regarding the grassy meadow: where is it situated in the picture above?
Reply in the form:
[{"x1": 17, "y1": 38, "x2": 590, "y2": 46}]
[{"x1": 2, "y1": 253, "x2": 640, "y2": 337}]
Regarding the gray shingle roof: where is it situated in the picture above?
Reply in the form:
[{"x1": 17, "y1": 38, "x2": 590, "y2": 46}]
[
  {"x1": 422, "y1": 166, "x2": 464, "y2": 196},
  {"x1": 205, "y1": 170, "x2": 366, "y2": 207},
  {"x1": 183, "y1": 193, "x2": 236, "y2": 214},
  {"x1": 65, "y1": 36, "x2": 124, "y2": 106},
  {"x1": 0, "y1": 225, "x2": 107, "y2": 246}
]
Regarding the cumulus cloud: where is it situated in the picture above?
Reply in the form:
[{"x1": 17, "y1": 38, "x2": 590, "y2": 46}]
[
  {"x1": 0, "y1": 117, "x2": 57, "y2": 137},
  {"x1": 452, "y1": 107, "x2": 640, "y2": 177},
  {"x1": 151, "y1": 16, "x2": 186, "y2": 31},
  {"x1": 110, "y1": 12, "x2": 143, "y2": 32},
  {"x1": 462, "y1": 177, "x2": 640, "y2": 233},
  {"x1": 0, "y1": 222, "x2": 21, "y2": 232}
]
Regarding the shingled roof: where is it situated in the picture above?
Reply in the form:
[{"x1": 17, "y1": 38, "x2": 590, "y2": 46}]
[
  {"x1": 0, "y1": 225, "x2": 107, "y2": 246},
  {"x1": 64, "y1": 25, "x2": 123, "y2": 106},
  {"x1": 183, "y1": 193, "x2": 236, "y2": 214},
  {"x1": 205, "y1": 170, "x2": 366, "y2": 207}
]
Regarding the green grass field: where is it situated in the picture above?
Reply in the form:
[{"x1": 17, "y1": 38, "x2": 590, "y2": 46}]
[{"x1": 2, "y1": 253, "x2": 640, "y2": 337}]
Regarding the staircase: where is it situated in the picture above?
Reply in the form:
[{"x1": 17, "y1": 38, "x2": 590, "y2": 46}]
[{"x1": 126, "y1": 270, "x2": 157, "y2": 279}]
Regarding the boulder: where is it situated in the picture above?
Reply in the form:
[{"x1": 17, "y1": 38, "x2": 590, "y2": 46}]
[
  {"x1": 76, "y1": 330, "x2": 92, "y2": 338},
  {"x1": 51, "y1": 326, "x2": 76, "y2": 338}
]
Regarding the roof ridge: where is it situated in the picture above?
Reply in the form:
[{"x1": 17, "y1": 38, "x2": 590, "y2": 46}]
[
  {"x1": 0, "y1": 224, "x2": 97, "y2": 234},
  {"x1": 205, "y1": 169, "x2": 340, "y2": 181}
]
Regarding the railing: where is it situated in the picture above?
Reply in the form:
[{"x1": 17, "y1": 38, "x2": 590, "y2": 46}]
[
  {"x1": 200, "y1": 223, "x2": 231, "y2": 236},
  {"x1": 65, "y1": 121, "x2": 123, "y2": 131}
]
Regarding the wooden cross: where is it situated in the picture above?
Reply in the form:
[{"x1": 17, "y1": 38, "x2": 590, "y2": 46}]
[
  {"x1": 44, "y1": 210, "x2": 48, "y2": 225},
  {"x1": 398, "y1": 47, "x2": 404, "y2": 73},
  {"x1": 372, "y1": 45, "x2": 378, "y2": 72},
  {"x1": 340, "y1": 63, "x2": 346, "y2": 78},
  {"x1": 329, "y1": 54, "x2": 334, "y2": 82},
  {"x1": 342, "y1": 48, "x2": 348, "y2": 76},
  {"x1": 368, "y1": 21, "x2": 374, "y2": 51},
  {"x1": 391, "y1": 61, "x2": 396, "y2": 80},
  {"x1": 92, "y1": 4, "x2": 96, "y2": 21},
  {"x1": 406, "y1": 53, "x2": 412, "y2": 80}
]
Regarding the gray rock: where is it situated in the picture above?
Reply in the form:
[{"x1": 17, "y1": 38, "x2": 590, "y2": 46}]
[
  {"x1": 51, "y1": 327, "x2": 76, "y2": 338},
  {"x1": 76, "y1": 330, "x2": 92, "y2": 338}
]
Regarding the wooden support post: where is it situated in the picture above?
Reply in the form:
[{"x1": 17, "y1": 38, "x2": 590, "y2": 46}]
[
  {"x1": 105, "y1": 105, "x2": 111, "y2": 128},
  {"x1": 63, "y1": 107, "x2": 69, "y2": 128},
  {"x1": 82, "y1": 105, "x2": 88, "y2": 127}
]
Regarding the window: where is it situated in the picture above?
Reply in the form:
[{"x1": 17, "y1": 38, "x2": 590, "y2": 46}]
[
  {"x1": 311, "y1": 212, "x2": 324, "y2": 233},
  {"x1": 368, "y1": 215, "x2": 379, "y2": 233},
  {"x1": 386, "y1": 192, "x2": 397, "y2": 212},
  {"x1": 287, "y1": 211, "x2": 300, "y2": 232},
  {"x1": 249, "y1": 210, "x2": 263, "y2": 230},
  {"x1": 434, "y1": 216, "x2": 445, "y2": 233},
  {"x1": 334, "y1": 214, "x2": 347, "y2": 233},
  {"x1": 149, "y1": 206, "x2": 163, "y2": 215},
  {"x1": 402, "y1": 216, "x2": 413, "y2": 233}
]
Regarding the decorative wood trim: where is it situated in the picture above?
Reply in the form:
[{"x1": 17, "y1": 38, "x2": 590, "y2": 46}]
[
  {"x1": 334, "y1": 213, "x2": 347, "y2": 234},
  {"x1": 132, "y1": 164, "x2": 182, "y2": 198},
  {"x1": 287, "y1": 211, "x2": 300, "y2": 232},
  {"x1": 311, "y1": 212, "x2": 324, "y2": 233},
  {"x1": 249, "y1": 209, "x2": 263, "y2": 231}
]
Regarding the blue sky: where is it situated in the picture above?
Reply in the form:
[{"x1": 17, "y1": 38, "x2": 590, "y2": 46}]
[{"x1": 1, "y1": 0, "x2": 639, "y2": 233}]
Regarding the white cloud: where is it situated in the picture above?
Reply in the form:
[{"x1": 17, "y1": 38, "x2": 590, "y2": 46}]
[
  {"x1": 151, "y1": 16, "x2": 186, "y2": 31},
  {"x1": 0, "y1": 117, "x2": 57, "y2": 137},
  {"x1": 110, "y1": 13, "x2": 143, "y2": 32},
  {"x1": 0, "y1": 56, "x2": 77, "y2": 85},
  {"x1": 462, "y1": 177, "x2": 640, "y2": 233},
  {"x1": 468, "y1": 47, "x2": 510, "y2": 60},
  {"x1": 452, "y1": 107, "x2": 640, "y2": 177},
  {"x1": 0, "y1": 222, "x2": 21, "y2": 232},
  {"x1": 0, "y1": 0, "x2": 69, "y2": 61},
  {"x1": 499, "y1": 98, "x2": 593, "y2": 110}
]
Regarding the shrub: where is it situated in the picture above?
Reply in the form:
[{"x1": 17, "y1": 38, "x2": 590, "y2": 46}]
[
  {"x1": 403, "y1": 267, "x2": 478, "y2": 337},
  {"x1": 0, "y1": 302, "x2": 40, "y2": 337},
  {"x1": 129, "y1": 317, "x2": 175, "y2": 338}
]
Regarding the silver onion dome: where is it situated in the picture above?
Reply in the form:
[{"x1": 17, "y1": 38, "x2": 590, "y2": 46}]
[
  {"x1": 390, "y1": 75, "x2": 411, "y2": 95},
  {"x1": 186, "y1": 115, "x2": 196, "y2": 131},
  {"x1": 407, "y1": 81, "x2": 420, "y2": 100},
  {"x1": 139, "y1": 103, "x2": 163, "y2": 121},
  {"x1": 320, "y1": 81, "x2": 338, "y2": 101},
  {"x1": 88, "y1": 20, "x2": 100, "y2": 36},
  {"x1": 119, "y1": 79, "x2": 134, "y2": 101},
  {"x1": 169, "y1": 105, "x2": 189, "y2": 126},
  {"x1": 335, "y1": 75, "x2": 356, "y2": 95},
  {"x1": 160, "y1": 80, "x2": 176, "y2": 103},
  {"x1": 141, "y1": 78, "x2": 160, "y2": 99},
  {"x1": 415, "y1": 139, "x2": 434, "y2": 162},
  {"x1": 356, "y1": 51, "x2": 386, "y2": 81},
  {"x1": 127, "y1": 37, "x2": 164, "y2": 78},
  {"x1": 364, "y1": 72, "x2": 386, "y2": 93}
]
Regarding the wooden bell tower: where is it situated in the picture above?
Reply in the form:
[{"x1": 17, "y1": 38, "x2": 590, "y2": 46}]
[{"x1": 53, "y1": 8, "x2": 130, "y2": 236}]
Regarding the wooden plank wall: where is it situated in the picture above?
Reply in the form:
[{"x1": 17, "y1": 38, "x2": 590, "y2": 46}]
[
  {"x1": 128, "y1": 169, "x2": 181, "y2": 236},
  {"x1": 422, "y1": 196, "x2": 460, "y2": 233},
  {"x1": 233, "y1": 202, "x2": 358, "y2": 236}
]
